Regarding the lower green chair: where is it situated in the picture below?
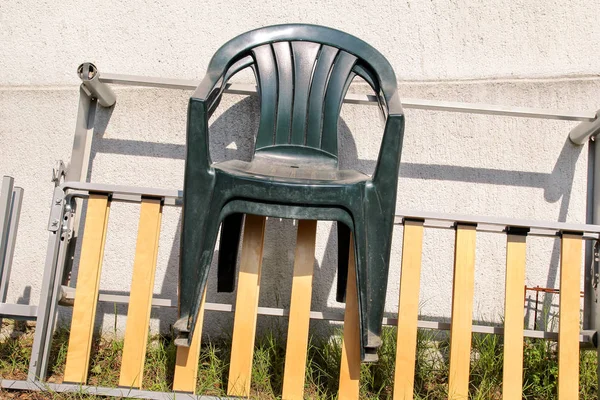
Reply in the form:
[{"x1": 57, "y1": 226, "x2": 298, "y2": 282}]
[{"x1": 174, "y1": 24, "x2": 405, "y2": 362}]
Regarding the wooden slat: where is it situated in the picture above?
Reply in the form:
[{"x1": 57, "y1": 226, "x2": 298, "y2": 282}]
[
  {"x1": 118, "y1": 198, "x2": 163, "y2": 388},
  {"x1": 558, "y1": 233, "x2": 582, "y2": 400},
  {"x1": 448, "y1": 224, "x2": 477, "y2": 399},
  {"x1": 393, "y1": 220, "x2": 424, "y2": 400},
  {"x1": 502, "y1": 233, "x2": 527, "y2": 399},
  {"x1": 227, "y1": 215, "x2": 267, "y2": 397},
  {"x1": 338, "y1": 237, "x2": 360, "y2": 400},
  {"x1": 173, "y1": 289, "x2": 207, "y2": 393},
  {"x1": 282, "y1": 220, "x2": 318, "y2": 400},
  {"x1": 63, "y1": 194, "x2": 111, "y2": 383}
]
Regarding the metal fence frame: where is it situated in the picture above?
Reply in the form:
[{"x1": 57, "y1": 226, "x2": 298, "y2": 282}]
[{"x1": 1, "y1": 62, "x2": 600, "y2": 398}]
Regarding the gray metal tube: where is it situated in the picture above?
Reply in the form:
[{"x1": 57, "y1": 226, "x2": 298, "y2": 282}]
[
  {"x1": 98, "y1": 72, "x2": 598, "y2": 122},
  {"x1": 569, "y1": 110, "x2": 600, "y2": 145},
  {"x1": 593, "y1": 137, "x2": 600, "y2": 398},
  {"x1": 584, "y1": 141, "x2": 596, "y2": 330},
  {"x1": 0, "y1": 187, "x2": 23, "y2": 303},
  {"x1": 27, "y1": 187, "x2": 65, "y2": 381},
  {"x1": 77, "y1": 63, "x2": 116, "y2": 107},
  {"x1": 0, "y1": 177, "x2": 14, "y2": 299}
]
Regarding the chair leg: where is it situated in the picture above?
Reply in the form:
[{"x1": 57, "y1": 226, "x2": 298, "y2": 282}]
[
  {"x1": 217, "y1": 213, "x2": 244, "y2": 292},
  {"x1": 351, "y1": 199, "x2": 395, "y2": 363},
  {"x1": 174, "y1": 189, "x2": 224, "y2": 346},
  {"x1": 336, "y1": 221, "x2": 351, "y2": 302}
]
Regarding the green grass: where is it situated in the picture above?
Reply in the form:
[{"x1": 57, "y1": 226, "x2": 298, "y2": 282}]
[{"x1": 0, "y1": 320, "x2": 597, "y2": 399}]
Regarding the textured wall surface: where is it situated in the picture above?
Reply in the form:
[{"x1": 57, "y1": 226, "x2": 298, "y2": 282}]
[{"x1": 1, "y1": 1, "x2": 598, "y2": 337}]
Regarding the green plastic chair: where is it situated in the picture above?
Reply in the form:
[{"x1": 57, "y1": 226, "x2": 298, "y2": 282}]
[{"x1": 174, "y1": 24, "x2": 404, "y2": 362}]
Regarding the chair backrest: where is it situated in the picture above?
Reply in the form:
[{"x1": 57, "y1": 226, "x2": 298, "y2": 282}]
[{"x1": 197, "y1": 24, "x2": 400, "y2": 164}]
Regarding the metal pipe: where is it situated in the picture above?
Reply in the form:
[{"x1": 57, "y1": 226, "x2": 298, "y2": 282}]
[
  {"x1": 570, "y1": 110, "x2": 600, "y2": 145},
  {"x1": 98, "y1": 72, "x2": 597, "y2": 122},
  {"x1": 0, "y1": 304, "x2": 37, "y2": 320},
  {"x1": 584, "y1": 140, "x2": 596, "y2": 330},
  {"x1": 77, "y1": 63, "x2": 116, "y2": 107},
  {"x1": 0, "y1": 186, "x2": 23, "y2": 303},
  {"x1": 0, "y1": 177, "x2": 14, "y2": 302},
  {"x1": 63, "y1": 88, "x2": 96, "y2": 286},
  {"x1": 28, "y1": 187, "x2": 66, "y2": 381},
  {"x1": 38, "y1": 201, "x2": 73, "y2": 378},
  {"x1": 1, "y1": 381, "x2": 217, "y2": 400},
  {"x1": 593, "y1": 138, "x2": 600, "y2": 395},
  {"x1": 28, "y1": 86, "x2": 99, "y2": 380}
]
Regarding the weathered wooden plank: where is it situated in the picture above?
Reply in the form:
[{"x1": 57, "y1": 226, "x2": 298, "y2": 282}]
[
  {"x1": 393, "y1": 220, "x2": 424, "y2": 400},
  {"x1": 558, "y1": 233, "x2": 582, "y2": 400},
  {"x1": 502, "y1": 233, "x2": 527, "y2": 399},
  {"x1": 338, "y1": 237, "x2": 360, "y2": 400},
  {"x1": 119, "y1": 198, "x2": 163, "y2": 388},
  {"x1": 281, "y1": 220, "x2": 318, "y2": 400},
  {"x1": 448, "y1": 224, "x2": 477, "y2": 399},
  {"x1": 63, "y1": 194, "x2": 111, "y2": 383},
  {"x1": 227, "y1": 215, "x2": 267, "y2": 397},
  {"x1": 173, "y1": 289, "x2": 208, "y2": 393}
]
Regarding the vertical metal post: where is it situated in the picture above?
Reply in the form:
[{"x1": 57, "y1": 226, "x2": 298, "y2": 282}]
[
  {"x1": 0, "y1": 177, "x2": 15, "y2": 291},
  {"x1": 585, "y1": 140, "x2": 596, "y2": 329},
  {"x1": 28, "y1": 191, "x2": 64, "y2": 381},
  {"x1": 62, "y1": 87, "x2": 97, "y2": 285},
  {"x1": 38, "y1": 217, "x2": 71, "y2": 379},
  {"x1": 590, "y1": 138, "x2": 600, "y2": 399},
  {"x1": 0, "y1": 186, "x2": 23, "y2": 302},
  {"x1": 0, "y1": 177, "x2": 15, "y2": 328},
  {"x1": 29, "y1": 85, "x2": 98, "y2": 381}
]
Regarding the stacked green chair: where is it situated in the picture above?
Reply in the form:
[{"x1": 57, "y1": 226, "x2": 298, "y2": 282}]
[{"x1": 175, "y1": 24, "x2": 404, "y2": 362}]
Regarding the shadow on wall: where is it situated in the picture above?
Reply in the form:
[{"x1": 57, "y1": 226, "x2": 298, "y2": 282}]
[{"x1": 73, "y1": 92, "x2": 582, "y2": 336}]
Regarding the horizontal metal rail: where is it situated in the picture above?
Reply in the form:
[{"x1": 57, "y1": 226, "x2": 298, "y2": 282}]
[
  {"x1": 60, "y1": 181, "x2": 600, "y2": 238},
  {"x1": 59, "y1": 287, "x2": 593, "y2": 343},
  {"x1": 99, "y1": 72, "x2": 597, "y2": 123},
  {"x1": 0, "y1": 380, "x2": 221, "y2": 399},
  {"x1": 0, "y1": 303, "x2": 37, "y2": 320}
]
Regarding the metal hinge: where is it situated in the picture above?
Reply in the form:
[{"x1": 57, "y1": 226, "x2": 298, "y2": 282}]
[{"x1": 47, "y1": 187, "x2": 64, "y2": 232}]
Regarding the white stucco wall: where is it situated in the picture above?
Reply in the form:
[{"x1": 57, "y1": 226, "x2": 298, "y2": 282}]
[{"x1": 1, "y1": 1, "x2": 598, "y2": 337}]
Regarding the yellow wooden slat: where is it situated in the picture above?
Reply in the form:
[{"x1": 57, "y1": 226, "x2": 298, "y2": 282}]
[
  {"x1": 118, "y1": 198, "x2": 163, "y2": 388},
  {"x1": 281, "y1": 220, "x2": 318, "y2": 400},
  {"x1": 502, "y1": 233, "x2": 527, "y2": 399},
  {"x1": 338, "y1": 236, "x2": 360, "y2": 400},
  {"x1": 558, "y1": 233, "x2": 582, "y2": 400},
  {"x1": 173, "y1": 289, "x2": 207, "y2": 393},
  {"x1": 63, "y1": 194, "x2": 111, "y2": 383},
  {"x1": 393, "y1": 220, "x2": 424, "y2": 400},
  {"x1": 448, "y1": 224, "x2": 476, "y2": 400},
  {"x1": 227, "y1": 214, "x2": 267, "y2": 397}
]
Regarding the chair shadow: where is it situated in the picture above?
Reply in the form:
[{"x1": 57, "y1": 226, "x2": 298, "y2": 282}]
[{"x1": 81, "y1": 91, "x2": 582, "y2": 336}]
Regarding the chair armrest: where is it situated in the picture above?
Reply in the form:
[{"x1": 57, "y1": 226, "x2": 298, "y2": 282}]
[
  {"x1": 372, "y1": 114, "x2": 405, "y2": 191},
  {"x1": 192, "y1": 73, "x2": 224, "y2": 120},
  {"x1": 193, "y1": 55, "x2": 255, "y2": 119},
  {"x1": 186, "y1": 97, "x2": 213, "y2": 171},
  {"x1": 386, "y1": 92, "x2": 404, "y2": 117}
]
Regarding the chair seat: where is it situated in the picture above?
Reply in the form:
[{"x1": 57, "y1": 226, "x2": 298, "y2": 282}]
[{"x1": 214, "y1": 159, "x2": 370, "y2": 185}]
